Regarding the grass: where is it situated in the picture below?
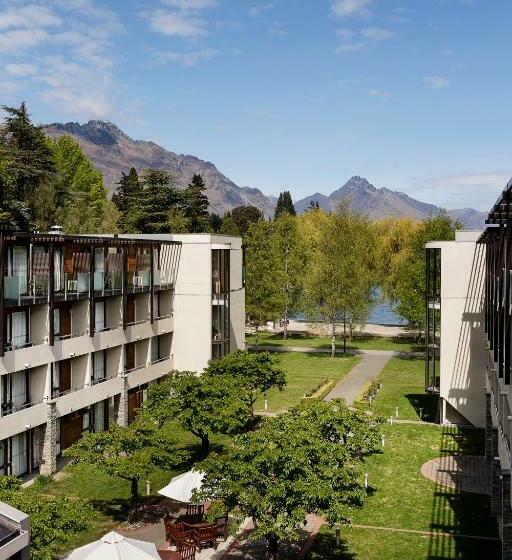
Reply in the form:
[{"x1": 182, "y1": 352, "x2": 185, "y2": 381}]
[
  {"x1": 254, "y1": 352, "x2": 360, "y2": 413},
  {"x1": 246, "y1": 332, "x2": 422, "y2": 353},
  {"x1": 372, "y1": 355, "x2": 439, "y2": 421},
  {"x1": 307, "y1": 355, "x2": 500, "y2": 560}
]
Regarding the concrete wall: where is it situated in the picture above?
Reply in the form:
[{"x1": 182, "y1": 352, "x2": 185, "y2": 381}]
[
  {"x1": 428, "y1": 231, "x2": 487, "y2": 427},
  {"x1": 72, "y1": 300, "x2": 89, "y2": 335},
  {"x1": 30, "y1": 304, "x2": 48, "y2": 346}
]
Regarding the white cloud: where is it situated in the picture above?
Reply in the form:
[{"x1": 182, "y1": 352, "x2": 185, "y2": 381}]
[
  {"x1": 0, "y1": 29, "x2": 49, "y2": 53},
  {"x1": 336, "y1": 42, "x2": 366, "y2": 54},
  {"x1": 5, "y1": 63, "x2": 38, "y2": 77},
  {"x1": 0, "y1": 5, "x2": 61, "y2": 30},
  {"x1": 161, "y1": 0, "x2": 217, "y2": 9},
  {"x1": 424, "y1": 75, "x2": 452, "y2": 89},
  {"x1": 249, "y1": 4, "x2": 273, "y2": 17},
  {"x1": 151, "y1": 48, "x2": 219, "y2": 66},
  {"x1": 361, "y1": 27, "x2": 394, "y2": 41},
  {"x1": 0, "y1": 81, "x2": 19, "y2": 96},
  {"x1": 331, "y1": 0, "x2": 372, "y2": 17},
  {"x1": 144, "y1": 9, "x2": 208, "y2": 38},
  {"x1": 336, "y1": 26, "x2": 393, "y2": 54}
]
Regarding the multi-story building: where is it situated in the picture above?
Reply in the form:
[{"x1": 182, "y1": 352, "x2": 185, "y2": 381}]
[
  {"x1": 0, "y1": 224, "x2": 244, "y2": 478},
  {"x1": 0, "y1": 501, "x2": 29, "y2": 560},
  {"x1": 425, "y1": 179, "x2": 512, "y2": 556}
]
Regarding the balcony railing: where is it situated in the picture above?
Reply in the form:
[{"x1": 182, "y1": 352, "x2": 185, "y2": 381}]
[
  {"x1": 126, "y1": 317, "x2": 150, "y2": 327},
  {"x1": 150, "y1": 356, "x2": 170, "y2": 365},
  {"x1": 51, "y1": 383, "x2": 87, "y2": 399},
  {"x1": 127, "y1": 270, "x2": 150, "y2": 293},
  {"x1": 55, "y1": 329, "x2": 89, "y2": 341},
  {"x1": 54, "y1": 273, "x2": 90, "y2": 301},
  {"x1": 124, "y1": 364, "x2": 146, "y2": 375},
  {"x1": 4, "y1": 336, "x2": 32, "y2": 352},
  {"x1": 95, "y1": 323, "x2": 123, "y2": 334},
  {"x1": 4, "y1": 274, "x2": 48, "y2": 306},
  {"x1": 94, "y1": 271, "x2": 123, "y2": 296},
  {"x1": 1, "y1": 398, "x2": 44, "y2": 417},
  {"x1": 91, "y1": 373, "x2": 118, "y2": 385}
]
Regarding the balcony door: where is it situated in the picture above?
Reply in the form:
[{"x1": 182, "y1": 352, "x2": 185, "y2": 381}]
[
  {"x1": 6, "y1": 310, "x2": 28, "y2": 350},
  {"x1": 126, "y1": 295, "x2": 135, "y2": 325},
  {"x1": 125, "y1": 343, "x2": 135, "y2": 371},
  {"x1": 60, "y1": 306, "x2": 71, "y2": 338},
  {"x1": 53, "y1": 360, "x2": 71, "y2": 396}
]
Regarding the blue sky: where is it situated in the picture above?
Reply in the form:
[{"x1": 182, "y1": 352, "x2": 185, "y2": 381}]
[{"x1": 0, "y1": 0, "x2": 511, "y2": 210}]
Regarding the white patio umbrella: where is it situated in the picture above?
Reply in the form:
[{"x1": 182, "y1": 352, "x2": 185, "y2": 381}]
[
  {"x1": 158, "y1": 469, "x2": 205, "y2": 503},
  {"x1": 66, "y1": 531, "x2": 159, "y2": 560}
]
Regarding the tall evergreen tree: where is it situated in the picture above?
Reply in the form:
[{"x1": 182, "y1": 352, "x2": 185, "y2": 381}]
[
  {"x1": 274, "y1": 190, "x2": 296, "y2": 219},
  {"x1": 112, "y1": 167, "x2": 144, "y2": 233},
  {"x1": 139, "y1": 169, "x2": 181, "y2": 234},
  {"x1": 231, "y1": 205, "x2": 263, "y2": 235},
  {"x1": 183, "y1": 173, "x2": 210, "y2": 232},
  {"x1": 0, "y1": 102, "x2": 55, "y2": 229}
]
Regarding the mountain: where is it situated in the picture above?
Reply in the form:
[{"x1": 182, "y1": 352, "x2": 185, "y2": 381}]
[
  {"x1": 43, "y1": 120, "x2": 276, "y2": 217},
  {"x1": 43, "y1": 121, "x2": 487, "y2": 229},
  {"x1": 295, "y1": 176, "x2": 487, "y2": 228}
]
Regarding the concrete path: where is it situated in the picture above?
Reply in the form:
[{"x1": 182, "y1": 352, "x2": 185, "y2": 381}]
[
  {"x1": 248, "y1": 344, "x2": 398, "y2": 356},
  {"x1": 323, "y1": 351, "x2": 393, "y2": 404}
]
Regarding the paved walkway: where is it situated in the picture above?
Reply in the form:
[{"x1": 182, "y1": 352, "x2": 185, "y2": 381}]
[
  {"x1": 323, "y1": 351, "x2": 394, "y2": 404},
  {"x1": 421, "y1": 455, "x2": 490, "y2": 495}
]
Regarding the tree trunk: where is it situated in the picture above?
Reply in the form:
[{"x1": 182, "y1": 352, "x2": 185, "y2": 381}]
[
  {"x1": 130, "y1": 478, "x2": 139, "y2": 501},
  {"x1": 283, "y1": 308, "x2": 288, "y2": 340},
  {"x1": 266, "y1": 534, "x2": 279, "y2": 560},
  {"x1": 255, "y1": 325, "x2": 260, "y2": 351},
  {"x1": 200, "y1": 433, "x2": 210, "y2": 459},
  {"x1": 343, "y1": 315, "x2": 346, "y2": 355},
  {"x1": 331, "y1": 320, "x2": 336, "y2": 358}
]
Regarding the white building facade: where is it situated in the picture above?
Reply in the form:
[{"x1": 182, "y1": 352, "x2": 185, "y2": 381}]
[{"x1": 0, "y1": 226, "x2": 244, "y2": 478}]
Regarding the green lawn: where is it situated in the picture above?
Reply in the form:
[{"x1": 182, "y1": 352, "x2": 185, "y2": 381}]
[
  {"x1": 307, "y1": 355, "x2": 499, "y2": 560},
  {"x1": 372, "y1": 355, "x2": 439, "y2": 422},
  {"x1": 246, "y1": 332, "x2": 422, "y2": 353},
  {"x1": 254, "y1": 352, "x2": 360, "y2": 413}
]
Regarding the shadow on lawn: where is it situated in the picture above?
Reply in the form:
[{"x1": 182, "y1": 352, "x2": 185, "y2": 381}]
[
  {"x1": 405, "y1": 393, "x2": 439, "y2": 422},
  {"x1": 305, "y1": 532, "x2": 357, "y2": 560},
  {"x1": 427, "y1": 426, "x2": 500, "y2": 560}
]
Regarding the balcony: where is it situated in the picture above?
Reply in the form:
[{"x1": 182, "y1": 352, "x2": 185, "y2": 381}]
[
  {"x1": 55, "y1": 329, "x2": 89, "y2": 342},
  {"x1": 127, "y1": 270, "x2": 150, "y2": 294},
  {"x1": 154, "y1": 269, "x2": 174, "y2": 292},
  {"x1": 4, "y1": 274, "x2": 48, "y2": 307},
  {"x1": 93, "y1": 271, "x2": 122, "y2": 297},
  {"x1": 54, "y1": 273, "x2": 90, "y2": 302},
  {"x1": 1, "y1": 397, "x2": 44, "y2": 417},
  {"x1": 4, "y1": 335, "x2": 33, "y2": 353}
]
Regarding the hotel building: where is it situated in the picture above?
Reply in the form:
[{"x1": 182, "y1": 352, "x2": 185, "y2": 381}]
[{"x1": 0, "y1": 224, "x2": 244, "y2": 478}]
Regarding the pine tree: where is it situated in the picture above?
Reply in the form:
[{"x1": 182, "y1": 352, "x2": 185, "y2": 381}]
[
  {"x1": 112, "y1": 167, "x2": 144, "y2": 233},
  {"x1": 0, "y1": 102, "x2": 55, "y2": 229},
  {"x1": 219, "y1": 212, "x2": 240, "y2": 236},
  {"x1": 139, "y1": 169, "x2": 181, "y2": 234},
  {"x1": 274, "y1": 190, "x2": 296, "y2": 219},
  {"x1": 210, "y1": 213, "x2": 222, "y2": 233},
  {"x1": 183, "y1": 174, "x2": 210, "y2": 233}
]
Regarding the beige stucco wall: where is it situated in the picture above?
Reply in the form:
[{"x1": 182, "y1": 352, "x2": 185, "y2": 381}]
[{"x1": 428, "y1": 231, "x2": 487, "y2": 427}]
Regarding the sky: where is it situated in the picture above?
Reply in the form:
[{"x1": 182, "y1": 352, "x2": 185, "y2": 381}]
[{"x1": 0, "y1": 0, "x2": 511, "y2": 211}]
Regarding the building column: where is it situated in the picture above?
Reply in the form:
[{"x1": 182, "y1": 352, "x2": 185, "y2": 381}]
[
  {"x1": 485, "y1": 393, "x2": 493, "y2": 463},
  {"x1": 502, "y1": 470, "x2": 512, "y2": 559},
  {"x1": 117, "y1": 374, "x2": 129, "y2": 427},
  {"x1": 40, "y1": 402, "x2": 57, "y2": 475}
]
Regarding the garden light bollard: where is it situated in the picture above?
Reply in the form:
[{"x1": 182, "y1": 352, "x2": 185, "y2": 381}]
[
  {"x1": 419, "y1": 407, "x2": 423, "y2": 420},
  {"x1": 381, "y1": 434, "x2": 385, "y2": 447},
  {"x1": 390, "y1": 416, "x2": 393, "y2": 425},
  {"x1": 395, "y1": 406, "x2": 399, "y2": 417},
  {"x1": 335, "y1": 526, "x2": 341, "y2": 546},
  {"x1": 146, "y1": 480, "x2": 151, "y2": 496},
  {"x1": 264, "y1": 397, "x2": 268, "y2": 411},
  {"x1": 364, "y1": 473, "x2": 368, "y2": 489}
]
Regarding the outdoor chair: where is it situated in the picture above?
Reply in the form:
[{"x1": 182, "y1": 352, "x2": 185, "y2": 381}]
[
  {"x1": 158, "y1": 550, "x2": 181, "y2": 560},
  {"x1": 178, "y1": 541, "x2": 196, "y2": 560},
  {"x1": 216, "y1": 515, "x2": 229, "y2": 541},
  {"x1": 165, "y1": 520, "x2": 193, "y2": 549},
  {"x1": 186, "y1": 504, "x2": 204, "y2": 518},
  {"x1": 192, "y1": 523, "x2": 218, "y2": 552}
]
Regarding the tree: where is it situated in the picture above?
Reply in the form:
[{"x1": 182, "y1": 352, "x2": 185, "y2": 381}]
[
  {"x1": 219, "y1": 212, "x2": 240, "y2": 236},
  {"x1": 112, "y1": 167, "x2": 144, "y2": 232},
  {"x1": 143, "y1": 372, "x2": 252, "y2": 458},
  {"x1": 230, "y1": 205, "x2": 263, "y2": 236},
  {"x1": 64, "y1": 422, "x2": 186, "y2": 503},
  {"x1": 198, "y1": 400, "x2": 382, "y2": 559},
  {"x1": 168, "y1": 207, "x2": 191, "y2": 233},
  {"x1": 0, "y1": 476, "x2": 92, "y2": 560},
  {"x1": 210, "y1": 213, "x2": 223, "y2": 233},
  {"x1": 273, "y1": 213, "x2": 306, "y2": 338},
  {"x1": 0, "y1": 103, "x2": 55, "y2": 229},
  {"x1": 52, "y1": 135, "x2": 108, "y2": 233},
  {"x1": 274, "y1": 190, "x2": 296, "y2": 219},
  {"x1": 138, "y1": 169, "x2": 182, "y2": 234},
  {"x1": 301, "y1": 202, "x2": 377, "y2": 357},
  {"x1": 379, "y1": 212, "x2": 459, "y2": 335},
  {"x1": 206, "y1": 350, "x2": 286, "y2": 411},
  {"x1": 183, "y1": 174, "x2": 210, "y2": 233},
  {"x1": 100, "y1": 199, "x2": 122, "y2": 233},
  {"x1": 244, "y1": 220, "x2": 282, "y2": 347}
]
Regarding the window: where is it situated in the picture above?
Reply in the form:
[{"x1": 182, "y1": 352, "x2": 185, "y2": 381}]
[
  {"x1": 1, "y1": 371, "x2": 28, "y2": 416},
  {"x1": 10, "y1": 433, "x2": 27, "y2": 477},
  {"x1": 93, "y1": 351, "x2": 105, "y2": 383},
  {"x1": 6, "y1": 311, "x2": 28, "y2": 350},
  {"x1": 151, "y1": 336, "x2": 160, "y2": 363},
  {"x1": 95, "y1": 301, "x2": 105, "y2": 332}
]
